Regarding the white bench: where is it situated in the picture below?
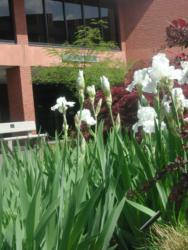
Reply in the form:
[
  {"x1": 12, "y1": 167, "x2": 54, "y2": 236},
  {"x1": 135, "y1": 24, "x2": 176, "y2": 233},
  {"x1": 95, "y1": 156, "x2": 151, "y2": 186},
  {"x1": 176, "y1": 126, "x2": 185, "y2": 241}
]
[{"x1": 0, "y1": 121, "x2": 47, "y2": 150}]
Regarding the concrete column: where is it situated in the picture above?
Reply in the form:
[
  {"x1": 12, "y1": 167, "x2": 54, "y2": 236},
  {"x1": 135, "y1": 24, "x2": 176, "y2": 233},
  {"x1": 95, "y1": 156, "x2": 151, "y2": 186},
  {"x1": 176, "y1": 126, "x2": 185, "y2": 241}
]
[
  {"x1": 12, "y1": 0, "x2": 28, "y2": 44},
  {"x1": 7, "y1": 67, "x2": 35, "y2": 122}
]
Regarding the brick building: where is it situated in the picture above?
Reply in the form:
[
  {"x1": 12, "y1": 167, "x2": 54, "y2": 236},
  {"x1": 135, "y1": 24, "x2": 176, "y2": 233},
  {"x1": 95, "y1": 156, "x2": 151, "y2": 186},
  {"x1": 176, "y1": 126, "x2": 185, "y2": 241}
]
[{"x1": 0, "y1": 0, "x2": 188, "y2": 130}]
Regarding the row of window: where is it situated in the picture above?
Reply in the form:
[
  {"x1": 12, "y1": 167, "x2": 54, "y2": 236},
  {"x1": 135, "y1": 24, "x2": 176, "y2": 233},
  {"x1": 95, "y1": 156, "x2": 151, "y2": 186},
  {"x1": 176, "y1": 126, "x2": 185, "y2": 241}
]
[{"x1": 0, "y1": 0, "x2": 119, "y2": 45}]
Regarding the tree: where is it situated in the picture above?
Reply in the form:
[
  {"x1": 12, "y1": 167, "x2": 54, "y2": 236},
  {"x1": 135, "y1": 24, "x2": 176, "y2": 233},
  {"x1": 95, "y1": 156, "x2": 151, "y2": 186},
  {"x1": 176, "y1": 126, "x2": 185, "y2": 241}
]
[{"x1": 49, "y1": 20, "x2": 118, "y2": 69}]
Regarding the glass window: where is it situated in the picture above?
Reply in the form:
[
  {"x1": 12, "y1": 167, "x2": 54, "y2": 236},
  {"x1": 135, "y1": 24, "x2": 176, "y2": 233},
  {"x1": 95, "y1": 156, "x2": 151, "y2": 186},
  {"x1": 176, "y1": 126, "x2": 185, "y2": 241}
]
[
  {"x1": 65, "y1": 0, "x2": 82, "y2": 42},
  {"x1": 0, "y1": 0, "x2": 14, "y2": 40},
  {"x1": 45, "y1": 0, "x2": 66, "y2": 44},
  {"x1": 24, "y1": 0, "x2": 118, "y2": 45},
  {"x1": 25, "y1": 0, "x2": 46, "y2": 43},
  {"x1": 100, "y1": 0, "x2": 117, "y2": 42},
  {"x1": 83, "y1": 0, "x2": 99, "y2": 25}
]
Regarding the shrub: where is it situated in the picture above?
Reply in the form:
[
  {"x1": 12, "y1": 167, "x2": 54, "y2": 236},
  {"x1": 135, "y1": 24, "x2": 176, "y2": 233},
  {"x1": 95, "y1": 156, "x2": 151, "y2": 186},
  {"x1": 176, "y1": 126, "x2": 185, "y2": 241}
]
[
  {"x1": 173, "y1": 52, "x2": 188, "y2": 67},
  {"x1": 166, "y1": 18, "x2": 188, "y2": 48},
  {"x1": 166, "y1": 19, "x2": 188, "y2": 67},
  {"x1": 85, "y1": 85, "x2": 139, "y2": 132},
  {"x1": 32, "y1": 60, "x2": 129, "y2": 93}
]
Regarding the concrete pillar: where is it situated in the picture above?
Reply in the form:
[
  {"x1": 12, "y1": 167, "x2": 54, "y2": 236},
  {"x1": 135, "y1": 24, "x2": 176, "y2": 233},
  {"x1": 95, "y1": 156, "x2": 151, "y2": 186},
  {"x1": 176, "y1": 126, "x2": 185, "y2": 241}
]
[
  {"x1": 7, "y1": 67, "x2": 35, "y2": 122},
  {"x1": 12, "y1": 0, "x2": 28, "y2": 44}
]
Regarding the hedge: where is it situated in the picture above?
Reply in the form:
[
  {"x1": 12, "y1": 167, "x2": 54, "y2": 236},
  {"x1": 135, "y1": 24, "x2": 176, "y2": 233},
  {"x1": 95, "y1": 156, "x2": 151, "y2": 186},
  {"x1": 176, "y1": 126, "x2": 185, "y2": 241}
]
[{"x1": 32, "y1": 60, "x2": 131, "y2": 92}]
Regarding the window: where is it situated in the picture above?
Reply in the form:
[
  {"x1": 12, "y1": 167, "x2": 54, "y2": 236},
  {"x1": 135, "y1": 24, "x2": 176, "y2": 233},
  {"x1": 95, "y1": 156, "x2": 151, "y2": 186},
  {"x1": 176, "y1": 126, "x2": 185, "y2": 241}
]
[
  {"x1": 65, "y1": 0, "x2": 82, "y2": 42},
  {"x1": 0, "y1": 0, "x2": 14, "y2": 41},
  {"x1": 25, "y1": 0, "x2": 46, "y2": 43},
  {"x1": 100, "y1": 0, "x2": 117, "y2": 42},
  {"x1": 45, "y1": 0, "x2": 66, "y2": 43},
  {"x1": 25, "y1": 0, "x2": 118, "y2": 45},
  {"x1": 83, "y1": 0, "x2": 99, "y2": 25}
]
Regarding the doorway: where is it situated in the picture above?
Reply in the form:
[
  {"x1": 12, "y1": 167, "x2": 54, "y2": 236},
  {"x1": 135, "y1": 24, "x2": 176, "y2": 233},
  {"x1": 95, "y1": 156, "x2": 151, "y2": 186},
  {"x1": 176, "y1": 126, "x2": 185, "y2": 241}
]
[
  {"x1": 33, "y1": 84, "x2": 78, "y2": 137},
  {"x1": 0, "y1": 69, "x2": 9, "y2": 122}
]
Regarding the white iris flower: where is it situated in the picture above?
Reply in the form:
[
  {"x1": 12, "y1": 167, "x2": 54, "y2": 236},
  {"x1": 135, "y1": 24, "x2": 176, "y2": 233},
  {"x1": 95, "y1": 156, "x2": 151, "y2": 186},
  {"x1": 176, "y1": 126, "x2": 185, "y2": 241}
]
[
  {"x1": 51, "y1": 97, "x2": 75, "y2": 113},
  {"x1": 126, "y1": 68, "x2": 157, "y2": 93},
  {"x1": 86, "y1": 85, "x2": 96, "y2": 98},
  {"x1": 126, "y1": 53, "x2": 184, "y2": 93},
  {"x1": 179, "y1": 61, "x2": 188, "y2": 84},
  {"x1": 132, "y1": 106, "x2": 166, "y2": 134},
  {"x1": 77, "y1": 70, "x2": 85, "y2": 90},
  {"x1": 77, "y1": 109, "x2": 96, "y2": 126},
  {"x1": 172, "y1": 88, "x2": 188, "y2": 109},
  {"x1": 100, "y1": 76, "x2": 111, "y2": 97}
]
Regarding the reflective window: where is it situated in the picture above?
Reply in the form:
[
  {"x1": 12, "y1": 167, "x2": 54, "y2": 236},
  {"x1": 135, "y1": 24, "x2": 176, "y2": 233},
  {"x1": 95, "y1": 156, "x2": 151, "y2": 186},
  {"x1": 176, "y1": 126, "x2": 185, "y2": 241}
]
[
  {"x1": 100, "y1": 0, "x2": 117, "y2": 42},
  {"x1": 83, "y1": 0, "x2": 99, "y2": 25},
  {"x1": 25, "y1": 0, "x2": 46, "y2": 43},
  {"x1": 25, "y1": 0, "x2": 118, "y2": 45},
  {"x1": 65, "y1": 1, "x2": 82, "y2": 42},
  {"x1": 0, "y1": 0, "x2": 14, "y2": 41},
  {"x1": 45, "y1": 0, "x2": 66, "y2": 43}
]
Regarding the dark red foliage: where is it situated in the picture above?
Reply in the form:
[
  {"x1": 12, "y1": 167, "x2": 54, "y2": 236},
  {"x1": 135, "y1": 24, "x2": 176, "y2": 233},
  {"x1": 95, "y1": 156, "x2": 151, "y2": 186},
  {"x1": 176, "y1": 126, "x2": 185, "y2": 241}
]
[
  {"x1": 84, "y1": 82, "x2": 188, "y2": 135},
  {"x1": 84, "y1": 84, "x2": 139, "y2": 132},
  {"x1": 127, "y1": 157, "x2": 188, "y2": 200},
  {"x1": 173, "y1": 52, "x2": 188, "y2": 67},
  {"x1": 166, "y1": 18, "x2": 188, "y2": 48},
  {"x1": 171, "y1": 19, "x2": 188, "y2": 29}
]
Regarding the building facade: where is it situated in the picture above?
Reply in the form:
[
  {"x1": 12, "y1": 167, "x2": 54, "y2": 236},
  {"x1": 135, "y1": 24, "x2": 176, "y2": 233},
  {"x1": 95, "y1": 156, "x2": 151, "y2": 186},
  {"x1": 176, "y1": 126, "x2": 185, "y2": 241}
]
[{"x1": 0, "y1": 0, "x2": 188, "y2": 126}]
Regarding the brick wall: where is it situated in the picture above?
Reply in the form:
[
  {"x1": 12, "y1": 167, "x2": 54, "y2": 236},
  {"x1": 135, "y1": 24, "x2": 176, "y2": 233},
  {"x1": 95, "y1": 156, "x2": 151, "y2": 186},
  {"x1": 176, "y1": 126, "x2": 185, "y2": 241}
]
[
  {"x1": 12, "y1": 0, "x2": 28, "y2": 44},
  {"x1": 122, "y1": 0, "x2": 188, "y2": 63}
]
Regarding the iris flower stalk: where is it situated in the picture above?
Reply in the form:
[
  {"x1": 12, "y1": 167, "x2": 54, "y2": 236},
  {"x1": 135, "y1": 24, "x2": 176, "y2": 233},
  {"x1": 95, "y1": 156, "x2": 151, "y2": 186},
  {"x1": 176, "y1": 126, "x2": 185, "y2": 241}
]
[{"x1": 100, "y1": 76, "x2": 115, "y2": 126}]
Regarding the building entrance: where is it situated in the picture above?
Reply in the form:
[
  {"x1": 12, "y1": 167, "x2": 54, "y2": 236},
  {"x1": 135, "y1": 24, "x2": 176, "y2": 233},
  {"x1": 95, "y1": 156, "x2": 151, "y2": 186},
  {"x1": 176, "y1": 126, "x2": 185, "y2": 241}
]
[
  {"x1": 0, "y1": 69, "x2": 9, "y2": 122},
  {"x1": 33, "y1": 84, "x2": 78, "y2": 137}
]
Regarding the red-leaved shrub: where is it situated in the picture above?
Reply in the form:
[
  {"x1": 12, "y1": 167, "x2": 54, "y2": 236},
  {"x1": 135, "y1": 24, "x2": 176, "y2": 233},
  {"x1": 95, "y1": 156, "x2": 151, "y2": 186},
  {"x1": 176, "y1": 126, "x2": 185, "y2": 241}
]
[
  {"x1": 166, "y1": 18, "x2": 188, "y2": 48},
  {"x1": 84, "y1": 84, "x2": 138, "y2": 131},
  {"x1": 84, "y1": 82, "x2": 188, "y2": 137},
  {"x1": 84, "y1": 84, "x2": 156, "y2": 133},
  {"x1": 173, "y1": 52, "x2": 188, "y2": 67}
]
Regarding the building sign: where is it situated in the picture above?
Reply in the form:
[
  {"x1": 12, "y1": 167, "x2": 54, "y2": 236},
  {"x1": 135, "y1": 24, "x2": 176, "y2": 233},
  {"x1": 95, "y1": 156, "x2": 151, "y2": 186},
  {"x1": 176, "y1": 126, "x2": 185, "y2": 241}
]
[{"x1": 62, "y1": 54, "x2": 98, "y2": 63}]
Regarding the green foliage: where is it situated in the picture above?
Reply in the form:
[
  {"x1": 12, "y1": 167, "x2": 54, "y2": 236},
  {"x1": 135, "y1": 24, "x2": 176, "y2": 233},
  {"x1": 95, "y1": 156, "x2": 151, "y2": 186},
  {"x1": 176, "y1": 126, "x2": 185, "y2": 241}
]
[
  {"x1": 32, "y1": 66, "x2": 77, "y2": 91},
  {"x1": 41, "y1": 20, "x2": 129, "y2": 95},
  {"x1": 72, "y1": 19, "x2": 117, "y2": 51},
  {"x1": 0, "y1": 131, "x2": 126, "y2": 249},
  {"x1": 32, "y1": 60, "x2": 129, "y2": 91},
  {"x1": 48, "y1": 20, "x2": 118, "y2": 69},
  {"x1": 0, "y1": 115, "x2": 188, "y2": 249}
]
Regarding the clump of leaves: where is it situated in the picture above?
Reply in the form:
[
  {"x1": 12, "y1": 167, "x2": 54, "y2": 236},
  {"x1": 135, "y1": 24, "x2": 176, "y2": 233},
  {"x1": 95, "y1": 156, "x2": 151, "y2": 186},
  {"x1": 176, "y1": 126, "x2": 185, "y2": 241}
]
[
  {"x1": 32, "y1": 60, "x2": 129, "y2": 92},
  {"x1": 166, "y1": 18, "x2": 188, "y2": 48},
  {"x1": 73, "y1": 19, "x2": 117, "y2": 51}
]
